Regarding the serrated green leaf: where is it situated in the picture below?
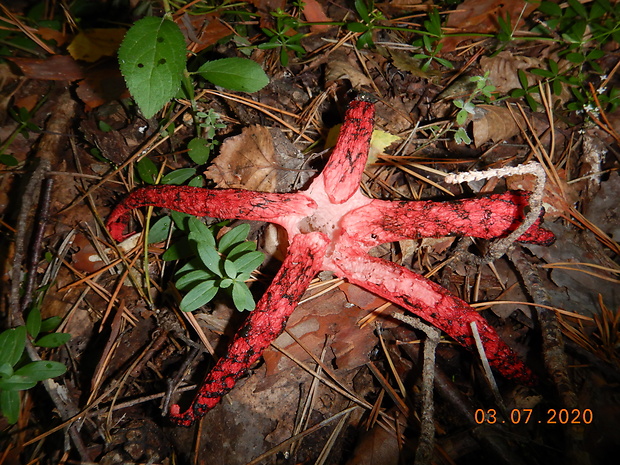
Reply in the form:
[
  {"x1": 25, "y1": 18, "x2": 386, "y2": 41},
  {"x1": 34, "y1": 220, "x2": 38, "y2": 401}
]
[
  {"x1": 0, "y1": 327, "x2": 27, "y2": 367},
  {"x1": 197, "y1": 58, "x2": 269, "y2": 93},
  {"x1": 218, "y1": 224, "x2": 250, "y2": 254},
  {"x1": 197, "y1": 242, "x2": 222, "y2": 276},
  {"x1": 180, "y1": 280, "x2": 218, "y2": 312},
  {"x1": 1, "y1": 390, "x2": 21, "y2": 424},
  {"x1": 231, "y1": 281, "x2": 255, "y2": 311},
  {"x1": 162, "y1": 168, "x2": 197, "y2": 185},
  {"x1": 148, "y1": 216, "x2": 172, "y2": 244},
  {"x1": 26, "y1": 306, "x2": 41, "y2": 339},
  {"x1": 233, "y1": 251, "x2": 264, "y2": 275},
  {"x1": 14, "y1": 361, "x2": 66, "y2": 381},
  {"x1": 34, "y1": 333, "x2": 71, "y2": 348},
  {"x1": 118, "y1": 17, "x2": 187, "y2": 118}
]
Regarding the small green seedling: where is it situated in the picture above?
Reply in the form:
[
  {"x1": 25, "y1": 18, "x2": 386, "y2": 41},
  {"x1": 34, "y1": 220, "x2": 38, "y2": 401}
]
[
  {"x1": 0, "y1": 307, "x2": 70, "y2": 424},
  {"x1": 168, "y1": 219, "x2": 265, "y2": 313}
]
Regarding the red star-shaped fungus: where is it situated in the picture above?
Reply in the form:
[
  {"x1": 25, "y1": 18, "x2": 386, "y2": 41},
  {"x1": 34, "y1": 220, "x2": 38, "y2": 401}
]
[{"x1": 106, "y1": 97, "x2": 554, "y2": 426}]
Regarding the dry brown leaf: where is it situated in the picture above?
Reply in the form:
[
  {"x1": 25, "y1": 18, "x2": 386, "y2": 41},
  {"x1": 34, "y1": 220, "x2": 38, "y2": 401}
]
[
  {"x1": 470, "y1": 104, "x2": 526, "y2": 146},
  {"x1": 302, "y1": 0, "x2": 332, "y2": 32},
  {"x1": 480, "y1": 51, "x2": 544, "y2": 93},
  {"x1": 204, "y1": 125, "x2": 310, "y2": 192},
  {"x1": 441, "y1": 0, "x2": 539, "y2": 52},
  {"x1": 325, "y1": 52, "x2": 372, "y2": 88}
]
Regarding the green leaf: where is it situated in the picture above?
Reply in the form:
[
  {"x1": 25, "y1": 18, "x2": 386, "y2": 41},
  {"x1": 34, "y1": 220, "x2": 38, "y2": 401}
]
[
  {"x1": 227, "y1": 241, "x2": 257, "y2": 260},
  {"x1": 566, "y1": 52, "x2": 585, "y2": 64},
  {"x1": 538, "y1": 1, "x2": 563, "y2": 17},
  {"x1": 0, "y1": 154, "x2": 18, "y2": 166},
  {"x1": 346, "y1": 22, "x2": 368, "y2": 33},
  {"x1": 518, "y1": 69, "x2": 529, "y2": 89},
  {"x1": 34, "y1": 332, "x2": 71, "y2": 348},
  {"x1": 0, "y1": 326, "x2": 27, "y2": 367},
  {"x1": 161, "y1": 168, "x2": 197, "y2": 185},
  {"x1": 0, "y1": 375, "x2": 37, "y2": 391},
  {"x1": 170, "y1": 210, "x2": 192, "y2": 231},
  {"x1": 355, "y1": 0, "x2": 370, "y2": 21},
  {"x1": 567, "y1": 0, "x2": 588, "y2": 18},
  {"x1": 136, "y1": 157, "x2": 159, "y2": 184},
  {"x1": 40, "y1": 316, "x2": 62, "y2": 333},
  {"x1": 179, "y1": 280, "x2": 218, "y2": 312},
  {"x1": 118, "y1": 17, "x2": 187, "y2": 118},
  {"x1": 0, "y1": 390, "x2": 21, "y2": 424},
  {"x1": 0, "y1": 363, "x2": 13, "y2": 378},
  {"x1": 197, "y1": 242, "x2": 222, "y2": 276},
  {"x1": 148, "y1": 216, "x2": 172, "y2": 244},
  {"x1": 233, "y1": 251, "x2": 264, "y2": 274},
  {"x1": 453, "y1": 127, "x2": 472, "y2": 145},
  {"x1": 188, "y1": 217, "x2": 216, "y2": 247},
  {"x1": 231, "y1": 281, "x2": 255, "y2": 311},
  {"x1": 224, "y1": 259, "x2": 237, "y2": 278},
  {"x1": 26, "y1": 306, "x2": 41, "y2": 339},
  {"x1": 162, "y1": 237, "x2": 193, "y2": 260},
  {"x1": 197, "y1": 58, "x2": 269, "y2": 93},
  {"x1": 219, "y1": 277, "x2": 233, "y2": 288},
  {"x1": 187, "y1": 137, "x2": 212, "y2": 165},
  {"x1": 14, "y1": 361, "x2": 66, "y2": 381},
  {"x1": 218, "y1": 224, "x2": 250, "y2": 254},
  {"x1": 175, "y1": 269, "x2": 215, "y2": 290}
]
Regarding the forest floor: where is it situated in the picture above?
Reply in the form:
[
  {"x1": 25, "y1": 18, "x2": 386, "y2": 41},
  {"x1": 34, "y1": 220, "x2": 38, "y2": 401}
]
[{"x1": 1, "y1": 0, "x2": 619, "y2": 464}]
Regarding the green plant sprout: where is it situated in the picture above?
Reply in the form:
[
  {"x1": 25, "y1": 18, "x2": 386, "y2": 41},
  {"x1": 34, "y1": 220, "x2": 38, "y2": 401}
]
[
  {"x1": 0, "y1": 303, "x2": 70, "y2": 424},
  {"x1": 511, "y1": 0, "x2": 619, "y2": 113},
  {"x1": 412, "y1": 9, "x2": 454, "y2": 71},
  {"x1": 169, "y1": 219, "x2": 265, "y2": 313},
  {"x1": 451, "y1": 74, "x2": 496, "y2": 145},
  {"x1": 257, "y1": 9, "x2": 307, "y2": 66}
]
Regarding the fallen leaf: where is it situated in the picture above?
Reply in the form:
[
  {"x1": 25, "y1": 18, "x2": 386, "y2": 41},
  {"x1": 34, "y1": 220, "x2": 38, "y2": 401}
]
[
  {"x1": 480, "y1": 51, "x2": 544, "y2": 93},
  {"x1": 302, "y1": 0, "x2": 332, "y2": 32},
  {"x1": 204, "y1": 126, "x2": 311, "y2": 192},
  {"x1": 325, "y1": 52, "x2": 372, "y2": 88},
  {"x1": 441, "y1": 0, "x2": 540, "y2": 52},
  {"x1": 9, "y1": 55, "x2": 85, "y2": 81},
  {"x1": 469, "y1": 104, "x2": 527, "y2": 146},
  {"x1": 67, "y1": 28, "x2": 126, "y2": 62}
]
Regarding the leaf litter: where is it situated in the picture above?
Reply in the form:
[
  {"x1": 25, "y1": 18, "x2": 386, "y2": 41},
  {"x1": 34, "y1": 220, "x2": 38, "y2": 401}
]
[{"x1": 1, "y1": 0, "x2": 619, "y2": 464}]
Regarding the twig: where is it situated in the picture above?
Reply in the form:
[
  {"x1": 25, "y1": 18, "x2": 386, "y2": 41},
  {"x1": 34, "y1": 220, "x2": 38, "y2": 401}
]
[
  {"x1": 391, "y1": 312, "x2": 440, "y2": 465},
  {"x1": 509, "y1": 246, "x2": 591, "y2": 465}
]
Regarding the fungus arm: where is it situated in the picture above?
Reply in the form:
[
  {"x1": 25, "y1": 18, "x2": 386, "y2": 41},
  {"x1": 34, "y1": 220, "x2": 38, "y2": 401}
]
[
  {"x1": 321, "y1": 99, "x2": 375, "y2": 204},
  {"x1": 342, "y1": 192, "x2": 555, "y2": 248},
  {"x1": 105, "y1": 185, "x2": 315, "y2": 242},
  {"x1": 169, "y1": 231, "x2": 329, "y2": 426},
  {"x1": 326, "y1": 246, "x2": 536, "y2": 385}
]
